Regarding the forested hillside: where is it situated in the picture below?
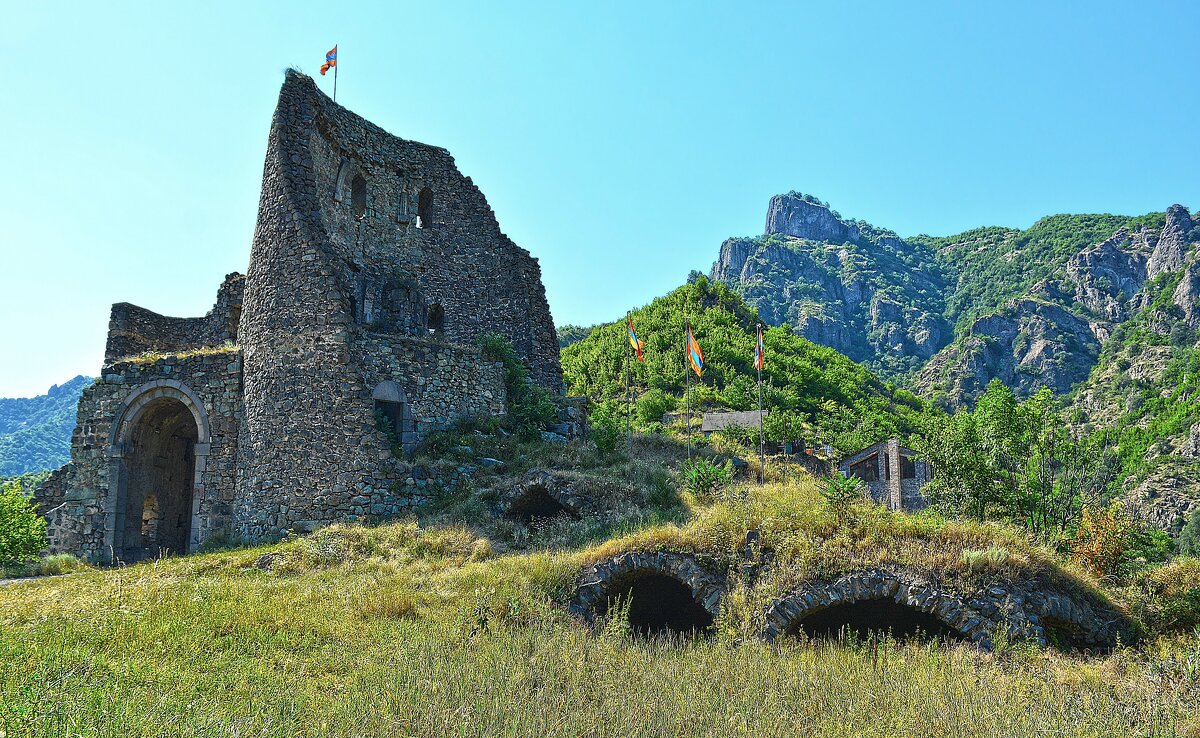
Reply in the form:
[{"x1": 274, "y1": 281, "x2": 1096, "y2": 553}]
[
  {"x1": 0, "y1": 376, "x2": 89, "y2": 476},
  {"x1": 560, "y1": 275, "x2": 927, "y2": 454}
]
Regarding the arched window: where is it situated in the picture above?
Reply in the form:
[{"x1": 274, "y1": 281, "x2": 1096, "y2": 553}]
[
  {"x1": 426, "y1": 303, "x2": 444, "y2": 335},
  {"x1": 417, "y1": 187, "x2": 433, "y2": 229},
  {"x1": 351, "y1": 174, "x2": 367, "y2": 219}
]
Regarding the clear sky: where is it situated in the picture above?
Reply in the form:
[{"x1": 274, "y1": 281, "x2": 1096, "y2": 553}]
[{"x1": 2, "y1": 1, "x2": 1198, "y2": 397}]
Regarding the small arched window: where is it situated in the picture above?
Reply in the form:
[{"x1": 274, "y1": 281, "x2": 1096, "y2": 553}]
[
  {"x1": 426, "y1": 303, "x2": 444, "y2": 335},
  {"x1": 417, "y1": 187, "x2": 433, "y2": 229},
  {"x1": 351, "y1": 174, "x2": 367, "y2": 219}
]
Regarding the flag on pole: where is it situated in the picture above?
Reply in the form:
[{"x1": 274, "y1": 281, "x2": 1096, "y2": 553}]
[
  {"x1": 320, "y1": 46, "x2": 338, "y2": 75},
  {"x1": 686, "y1": 325, "x2": 704, "y2": 378},
  {"x1": 754, "y1": 324, "x2": 765, "y2": 371},
  {"x1": 627, "y1": 317, "x2": 644, "y2": 362}
]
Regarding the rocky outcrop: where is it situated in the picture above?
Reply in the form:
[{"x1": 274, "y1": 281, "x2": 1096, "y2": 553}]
[
  {"x1": 914, "y1": 296, "x2": 1101, "y2": 404},
  {"x1": 1148, "y1": 205, "x2": 1198, "y2": 279},
  {"x1": 1066, "y1": 227, "x2": 1151, "y2": 321},
  {"x1": 764, "y1": 194, "x2": 856, "y2": 243}
]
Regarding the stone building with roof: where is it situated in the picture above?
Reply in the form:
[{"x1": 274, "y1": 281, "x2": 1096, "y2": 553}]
[
  {"x1": 35, "y1": 71, "x2": 562, "y2": 562},
  {"x1": 838, "y1": 438, "x2": 932, "y2": 511}
]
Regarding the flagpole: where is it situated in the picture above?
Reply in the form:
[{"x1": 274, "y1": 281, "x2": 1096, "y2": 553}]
[
  {"x1": 333, "y1": 45, "x2": 338, "y2": 102},
  {"x1": 626, "y1": 313, "x2": 633, "y2": 450},
  {"x1": 685, "y1": 316, "x2": 691, "y2": 461},
  {"x1": 757, "y1": 323, "x2": 765, "y2": 485}
]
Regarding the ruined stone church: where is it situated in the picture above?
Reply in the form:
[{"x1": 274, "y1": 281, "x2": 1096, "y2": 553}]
[{"x1": 36, "y1": 71, "x2": 562, "y2": 563}]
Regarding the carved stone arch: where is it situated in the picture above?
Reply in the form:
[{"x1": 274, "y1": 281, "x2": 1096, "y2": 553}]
[
  {"x1": 762, "y1": 570, "x2": 1005, "y2": 648},
  {"x1": 372, "y1": 380, "x2": 417, "y2": 453},
  {"x1": 569, "y1": 551, "x2": 724, "y2": 637},
  {"x1": 106, "y1": 381, "x2": 211, "y2": 561}
]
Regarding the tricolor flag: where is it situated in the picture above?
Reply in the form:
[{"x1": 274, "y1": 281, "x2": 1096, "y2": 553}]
[
  {"x1": 754, "y1": 324, "x2": 765, "y2": 371},
  {"x1": 686, "y1": 325, "x2": 704, "y2": 378},
  {"x1": 320, "y1": 46, "x2": 338, "y2": 75},
  {"x1": 627, "y1": 316, "x2": 644, "y2": 362}
]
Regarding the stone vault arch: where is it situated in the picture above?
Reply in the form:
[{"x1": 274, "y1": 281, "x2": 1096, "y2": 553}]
[{"x1": 106, "y1": 380, "x2": 211, "y2": 561}]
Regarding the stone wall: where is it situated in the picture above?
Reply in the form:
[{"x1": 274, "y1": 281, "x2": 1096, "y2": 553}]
[
  {"x1": 104, "y1": 274, "x2": 244, "y2": 364},
  {"x1": 36, "y1": 351, "x2": 243, "y2": 563}
]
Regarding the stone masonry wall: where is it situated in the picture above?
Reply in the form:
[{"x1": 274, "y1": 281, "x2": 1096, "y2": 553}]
[
  {"x1": 104, "y1": 274, "x2": 245, "y2": 364},
  {"x1": 38, "y1": 351, "x2": 242, "y2": 562}
]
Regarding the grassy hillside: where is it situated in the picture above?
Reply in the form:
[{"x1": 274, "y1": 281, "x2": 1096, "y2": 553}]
[
  {"x1": 561, "y1": 276, "x2": 928, "y2": 454},
  {"x1": 1, "y1": 442, "x2": 1197, "y2": 737},
  {"x1": 0, "y1": 375, "x2": 90, "y2": 476}
]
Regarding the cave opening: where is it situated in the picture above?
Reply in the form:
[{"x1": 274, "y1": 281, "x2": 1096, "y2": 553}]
[
  {"x1": 787, "y1": 599, "x2": 964, "y2": 642},
  {"x1": 601, "y1": 572, "x2": 714, "y2": 638},
  {"x1": 507, "y1": 485, "x2": 576, "y2": 526}
]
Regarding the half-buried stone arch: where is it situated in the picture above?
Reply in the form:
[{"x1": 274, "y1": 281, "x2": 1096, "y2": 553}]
[
  {"x1": 499, "y1": 469, "x2": 589, "y2": 526},
  {"x1": 762, "y1": 570, "x2": 1012, "y2": 648},
  {"x1": 569, "y1": 551, "x2": 724, "y2": 637}
]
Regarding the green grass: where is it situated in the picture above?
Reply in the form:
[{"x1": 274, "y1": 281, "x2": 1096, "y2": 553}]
[{"x1": 2, "y1": 441, "x2": 1198, "y2": 736}]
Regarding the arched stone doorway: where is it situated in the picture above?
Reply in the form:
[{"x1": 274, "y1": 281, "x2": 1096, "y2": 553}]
[{"x1": 107, "y1": 381, "x2": 210, "y2": 562}]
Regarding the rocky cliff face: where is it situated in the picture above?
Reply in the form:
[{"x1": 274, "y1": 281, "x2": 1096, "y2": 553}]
[
  {"x1": 711, "y1": 193, "x2": 1200, "y2": 409},
  {"x1": 711, "y1": 194, "x2": 949, "y2": 378}
]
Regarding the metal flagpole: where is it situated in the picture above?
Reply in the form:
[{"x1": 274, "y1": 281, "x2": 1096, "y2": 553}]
[
  {"x1": 685, "y1": 316, "x2": 692, "y2": 460},
  {"x1": 758, "y1": 323, "x2": 765, "y2": 485},
  {"x1": 626, "y1": 313, "x2": 633, "y2": 449},
  {"x1": 333, "y1": 45, "x2": 338, "y2": 102}
]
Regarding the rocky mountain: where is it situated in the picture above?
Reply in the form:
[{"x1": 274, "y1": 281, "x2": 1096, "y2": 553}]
[
  {"x1": 0, "y1": 376, "x2": 92, "y2": 476},
  {"x1": 711, "y1": 193, "x2": 1193, "y2": 408},
  {"x1": 711, "y1": 193, "x2": 950, "y2": 379}
]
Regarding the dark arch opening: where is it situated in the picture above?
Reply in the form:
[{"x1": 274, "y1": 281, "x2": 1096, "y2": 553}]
[
  {"x1": 120, "y1": 398, "x2": 198, "y2": 562},
  {"x1": 1041, "y1": 616, "x2": 1098, "y2": 653},
  {"x1": 787, "y1": 599, "x2": 964, "y2": 642},
  {"x1": 417, "y1": 187, "x2": 433, "y2": 228},
  {"x1": 351, "y1": 174, "x2": 367, "y2": 219},
  {"x1": 600, "y1": 572, "x2": 714, "y2": 638},
  {"x1": 227, "y1": 304, "x2": 242, "y2": 343},
  {"x1": 507, "y1": 485, "x2": 577, "y2": 526},
  {"x1": 426, "y1": 303, "x2": 444, "y2": 335}
]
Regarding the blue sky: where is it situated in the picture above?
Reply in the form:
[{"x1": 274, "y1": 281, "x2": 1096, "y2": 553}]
[{"x1": 2, "y1": 1, "x2": 1198, "y2": 397}]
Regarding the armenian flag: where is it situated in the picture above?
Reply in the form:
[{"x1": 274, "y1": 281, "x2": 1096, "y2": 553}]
[
  {"x1": 627, "y1": 316, "x2": 644, "y2": 362},
  {"x1": 754, "y1": 324, "x2": 765, "y2": 371},
  {"x1": 320, "y1": 46, "x2": 337, "y2": 75},
  {"x1": 686, "y1": 325, "x2": 704, "y2": 378}
]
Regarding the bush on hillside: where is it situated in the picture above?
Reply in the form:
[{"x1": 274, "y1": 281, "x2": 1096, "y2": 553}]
[
  {"x1": 1178, "y1": 508, "x2": 1200, "y2": 557},
  {"x1": 675, "y1": 457, "x2": 733, "y2": 503},
  {"x1": 1131, "y1": 558, "x2": 1200, "y2": 632},
  {"x1": 0, "y1": 481, "x2": 46, "y2": 566},
  {"x1": 588, "y1": 403, "x2": 627, "y2": 460}
]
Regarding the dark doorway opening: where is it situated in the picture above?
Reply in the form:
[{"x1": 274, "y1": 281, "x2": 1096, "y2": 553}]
[
  {"x1": 507, "y1": 485, "x2": 576, "y2": 526},
  {"x1": 417, "y1": 187, "x2": 433, "y2": 228},
  {"x1": 351, "y1": 174, "x2": 367, "y2": 219},
  {"x1": 601, "y1": 572, "x2": 714, "y2": 637},
  {"x1": 426, "y1": 303, "x2": 444, "y2": 335},
  {"x1": 121, "y1": 398, "x2": 198, "y2": 562},
  {"x1": 787, "y1": 599, "x2": 963, "y2": 642}
]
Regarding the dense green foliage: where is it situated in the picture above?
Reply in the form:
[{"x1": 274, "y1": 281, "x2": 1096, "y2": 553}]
[
  {"x1": 0, "y1": 376, "x2": 90, "y2": 476},
  {"x1": 478, "y1": 334, "x2": 558, "y2": 440},
  {"x1": 1179, "y1": 510, "x2": 1200, "y2": 557},
  {"x1": 916, "y1": 381, "x2": 1118, "y2": 542},
  {"x1": 0, "y1": 480, "x2": 47, "y2": 566},
  {"x1": 556, "y1": 323, "x2": 595, "y2": 348},
  {"x1": 560, "y1": 277, "x2": 927, "y2": 454},
  {"x1": 912, "y1": 212, "x2": 1165, "y2": 332}
]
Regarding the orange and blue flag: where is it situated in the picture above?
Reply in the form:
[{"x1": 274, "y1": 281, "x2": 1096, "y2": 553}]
[
  {"x1": 627, "y1": 316, "x2": 644, "y2": 362},
  {"x1": 320, "y1": 46, "x2": 337, "y2": 75},
  {"x1": 754, "y1": 324, "x2": 765, "y2": 371},
  {"x1": 686, "y1": 325, "x2": 704, "y2": 378}
]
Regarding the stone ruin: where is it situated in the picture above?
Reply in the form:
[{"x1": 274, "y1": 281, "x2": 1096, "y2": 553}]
[
  {"x1": 569, "y1": 550, "x2": 1135, "y2": 650},
  {"x1": 35, "y1": 71, "x2": 562, "y2": 563}
]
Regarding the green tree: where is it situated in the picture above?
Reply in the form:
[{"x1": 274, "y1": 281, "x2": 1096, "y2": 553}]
[
  {"x1": 1178, "y1": 508, "x2": 1200, "y2": 557},
  {"x1": 0, "y1": 481, "x2": 47, "y2": 566}
]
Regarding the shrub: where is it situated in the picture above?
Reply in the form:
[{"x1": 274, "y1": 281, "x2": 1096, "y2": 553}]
[
  {"x1": 676, "y1": 457, "x2": 733, "y2": 503},
  {"x1": 0, "y1": 481, "x2": 47, "y2": 567},
  {"x1": 589, "y1": 404, "x2": 627, "y2": 460},
  {"x1": 820, "y1": 474, "x2": 866, "y2": 522},
  {"x1": 479, "y1": 333, "x2": 557, "y2": 440},
  {"x1": 1070, "y1": 501, "x2": 1135, "y2": 579},
  {"x1": 1134, "y1": 558, "x2": 1200, "y2": 632},
  {"x1": 635, "y1": 388, "x2": 675, "y2": 426}
]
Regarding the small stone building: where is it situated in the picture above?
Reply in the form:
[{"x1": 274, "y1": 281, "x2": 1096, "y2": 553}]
[
  {"x1": 35, "y1": 71, "x2": 562, "y2": 563},
  {"x1": 838, "y1": 439, "x2": 931, "y2": 511}
]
